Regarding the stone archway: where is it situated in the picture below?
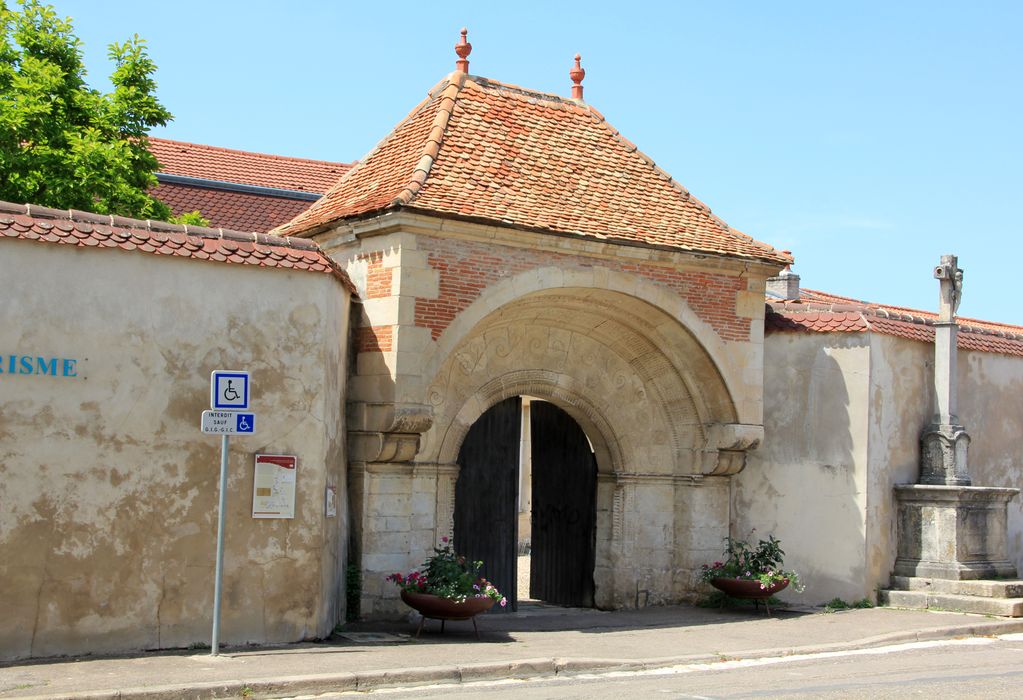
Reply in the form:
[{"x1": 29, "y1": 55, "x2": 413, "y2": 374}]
[{"x1": 417, "y1": 286, "x2": 744, "y2": 608}]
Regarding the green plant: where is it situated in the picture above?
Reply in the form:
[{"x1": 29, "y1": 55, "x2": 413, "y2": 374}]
[
  {"x1": 0, "y1": 1, "x2": 174, "y2": 219},
  {"x1": 701, "y1": 530, "x2": 804, "y2": 592},
  {"x1": 386, "y1": 537, "x2": 506, "y2": 606},
  {"x1": 169, "y1": 210, "x2": 210, "y2": 226},
  {"x1": 823, "y1": 596, "x2": 874, "y2": 612}
]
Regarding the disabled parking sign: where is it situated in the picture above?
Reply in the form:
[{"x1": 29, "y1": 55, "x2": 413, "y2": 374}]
[
  {"x1": 211, "y1": 370, "x2": 250, "y2": 410},
  {"x1": 201, "y1": 410, "x2": 256, "y2": 435}
]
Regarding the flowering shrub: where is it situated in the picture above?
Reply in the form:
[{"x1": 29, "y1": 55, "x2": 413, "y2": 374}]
[
  {"x1": 386, "y1": 537, "x2": 507, "y2": 606},
  {"x1": 701, "y1": 531, "x2": 804, "y2": 592}
]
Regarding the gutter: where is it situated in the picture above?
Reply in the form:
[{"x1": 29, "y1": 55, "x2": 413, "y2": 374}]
[{"x1": 155, "y1": 173, "x2": 322, "y2": 201}]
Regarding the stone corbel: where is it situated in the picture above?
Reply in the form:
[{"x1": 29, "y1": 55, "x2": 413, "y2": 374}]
[
  {"x1": 701, "y1": 423, "x2": 764, "y2": 476},
  {"x1": 348, "y1": 402, "x2": 433, "y2": 464}
]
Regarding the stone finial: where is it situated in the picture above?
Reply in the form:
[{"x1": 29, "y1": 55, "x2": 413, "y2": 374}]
[
  {"x1": 934, "y1": 254, "x2": 963, "y2": 322},
  {"x1": 455, "y1": 28, "x2": 472, "y2": 73},
  {"x1": 570, "y1": 53, "x2": 585, "y2": 100}
]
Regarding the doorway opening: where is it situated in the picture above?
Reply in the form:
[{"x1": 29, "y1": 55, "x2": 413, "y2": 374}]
[{"x1": 454, "y1": 396, "x2": 597, "y2": 612}]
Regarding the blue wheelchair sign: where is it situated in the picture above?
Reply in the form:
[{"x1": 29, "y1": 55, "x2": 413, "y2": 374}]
[{"x1": 235, "y1": 413, "x2": 255, "y2": 433}]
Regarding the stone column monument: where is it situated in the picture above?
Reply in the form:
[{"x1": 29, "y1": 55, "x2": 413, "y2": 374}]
[{"x1": 893, "y1": 255, "x2": 1019, "y2": 581}]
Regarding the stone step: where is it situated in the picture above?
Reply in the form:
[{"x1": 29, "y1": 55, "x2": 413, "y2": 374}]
[
  {"x1": 879, "y1": 589, "x2": 1023, "y2": 617},
  {"x1": 890, "y1": 576, "x2": 1023, "y2": 599}
]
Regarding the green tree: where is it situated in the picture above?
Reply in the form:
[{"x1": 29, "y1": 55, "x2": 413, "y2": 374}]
[{"x1": 0, "y1": 0, "x2": 172, "y2": 219}]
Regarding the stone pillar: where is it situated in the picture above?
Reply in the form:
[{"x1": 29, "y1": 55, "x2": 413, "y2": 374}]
[
  {"x1": 894, "y1": 254, "x2": 1018, "y2": 582},
  {"x1": 919, "y1": 255, "x2": 971, "y2": 486}
]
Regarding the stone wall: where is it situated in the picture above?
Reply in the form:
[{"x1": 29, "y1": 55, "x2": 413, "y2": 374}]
[
  {"x1": 318, "y1": 213, "x2": 781, "y2": 614},
  {"x1": 0, "y1": 240, "x2": 351, "y2": 660},
  {"x1": 744, "y1": 328, "x2": 1023, "y2": 606}
]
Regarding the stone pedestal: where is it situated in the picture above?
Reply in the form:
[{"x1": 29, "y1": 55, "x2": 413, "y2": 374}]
[{"x1": 894, "y1": 485, "x2": 1019, "y2": 580}]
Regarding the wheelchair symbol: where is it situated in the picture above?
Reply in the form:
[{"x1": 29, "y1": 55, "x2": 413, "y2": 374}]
[
  {"x1": 236, "y1": 413, "x2": 254, "y2": 433},
  {"x1": 223, "y1": 380, "x2": 241, "y2": 401}
]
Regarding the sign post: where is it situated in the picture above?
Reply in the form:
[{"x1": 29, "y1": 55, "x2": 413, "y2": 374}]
[{"x1": 203, "y1": 370, "x2": 254, "y2": 656}]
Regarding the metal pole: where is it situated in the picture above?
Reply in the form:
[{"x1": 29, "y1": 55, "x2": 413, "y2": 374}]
[{"x1": 211, "y1": 433, "x2": 229, "y2": 655}]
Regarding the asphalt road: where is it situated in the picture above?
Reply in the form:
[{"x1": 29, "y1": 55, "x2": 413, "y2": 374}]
[{"x1": 311, "y1": 633, "x2": 1023, "y2": 699}]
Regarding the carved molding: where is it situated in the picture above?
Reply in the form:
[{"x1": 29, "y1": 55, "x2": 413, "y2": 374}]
[
  {"x1": 700, "y1": 423, "x2": 764, "y2": 475},
  {"x1": 348, "y1": 402, "x2": 434, "y2": 464},
  {"x1": 920, "y1": 423, "x2": 971, "y2": 486}
]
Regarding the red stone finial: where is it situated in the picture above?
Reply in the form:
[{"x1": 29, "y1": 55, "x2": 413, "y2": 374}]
[
  {"x1": 570, "y1": 53, "x2": 585, "y2": 100},
  {"x1": 455, "y1": 28, "x2": 472, "y2": 73}
]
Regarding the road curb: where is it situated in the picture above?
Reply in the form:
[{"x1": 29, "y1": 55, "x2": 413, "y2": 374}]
[{"x1": 15, "y1": 619, "x2": 1023, "y2": 700}]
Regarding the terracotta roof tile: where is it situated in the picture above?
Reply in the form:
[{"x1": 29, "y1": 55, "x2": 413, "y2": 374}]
[
  {"x1": 149, "y1": 138, "x2": 352, "y2": 193},
  {"x1": 0, "y1": 201, "x2": 355, "y2": 294},
  {"x1": 766, "y1": 288, "x2": 1023, "y2": 357},
  {"x1": 152, "y1": 182, "x2": 315, "y2": 232},
  {"x1": 276, "y1": 73, "x2": 789, "y2": 265}
]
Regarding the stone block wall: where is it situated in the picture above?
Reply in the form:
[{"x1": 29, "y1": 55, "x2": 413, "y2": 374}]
[{"x1": 321, "y1": 214, "x2": 780, "y2": 615}]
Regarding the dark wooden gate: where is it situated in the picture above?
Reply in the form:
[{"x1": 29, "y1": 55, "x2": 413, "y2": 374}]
[
  {"x1": 454, "y1": 396, "x2": 522, "y2": 612},
  {"x1": 529, "y1": 400, "x2": 597, "y2": 607}
]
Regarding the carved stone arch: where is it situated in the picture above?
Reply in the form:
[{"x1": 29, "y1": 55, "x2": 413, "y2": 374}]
[
  {"x1": 417, "y1": 265, "x2": 746, "y2": 425},
  {"x1": 434, "y1": 368, "x2": 624, "y2": 477},
  {"x1": 418, "y1": 285, "x2": 744, "y2": 477}
]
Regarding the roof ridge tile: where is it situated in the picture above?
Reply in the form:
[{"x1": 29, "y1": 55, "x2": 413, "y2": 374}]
[{"x1": 0, "y1": 200, "x2": 355, "y2": 293}]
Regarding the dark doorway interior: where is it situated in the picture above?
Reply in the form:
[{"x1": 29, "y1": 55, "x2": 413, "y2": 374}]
[{"x1": 454, "y1": 397, "x2": 596, "y2": 612}]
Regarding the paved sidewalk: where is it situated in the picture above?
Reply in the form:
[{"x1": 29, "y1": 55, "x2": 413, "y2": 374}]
[{"x1": 3, "y1": 604, "x2": 1022, "y2": 700}]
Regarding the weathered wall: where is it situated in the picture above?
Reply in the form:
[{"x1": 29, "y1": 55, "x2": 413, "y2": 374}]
[
  {"x1": 751, "y1": 328, "x2": 1023, "y2": 606},
  {"x1": 738, "y1": 333, "x2": 871, "y2": 604},
  {"x1": 0, "y1": 240, "x2": 350, "y2": 660},
  {"x1": 864, "y1": 334, "x2": 930, "y2": 592},
  {"x1": 867, "y1": 336, "x2": 1023, "y2": 579},
  {"x1": 960, "y1": 348, "x2": 1023, "y2": 570}
]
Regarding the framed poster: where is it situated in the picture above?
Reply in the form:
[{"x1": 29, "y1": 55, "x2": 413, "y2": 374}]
[{"x1": 252, "y1": 454, "x2": 297, "y2": 519}]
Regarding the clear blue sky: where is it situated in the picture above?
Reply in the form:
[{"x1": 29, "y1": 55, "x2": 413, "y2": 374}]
[{"x1": 57, "y1": 1, "x2": 1022, "y2": 323}]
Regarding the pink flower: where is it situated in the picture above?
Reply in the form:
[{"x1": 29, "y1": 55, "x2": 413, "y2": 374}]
[
  {"x1": 500, "y1": 597, "x2": 507, "y2": 607},
  {"x1": 441, "y1": 536, "x2": 449, "y2": 543}
]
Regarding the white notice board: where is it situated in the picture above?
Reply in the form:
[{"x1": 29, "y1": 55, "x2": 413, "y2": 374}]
[{"x1": 252, "y1": 454, "x2": 297, "y2": 519}]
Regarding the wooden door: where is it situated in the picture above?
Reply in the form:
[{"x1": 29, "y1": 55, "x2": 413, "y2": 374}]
[
  {"x1": 454, "y1": 396, "x2": 522, "y2": 612},
  {"x1": 529, "y1": 400, "x2": 597, "y2": 607}
]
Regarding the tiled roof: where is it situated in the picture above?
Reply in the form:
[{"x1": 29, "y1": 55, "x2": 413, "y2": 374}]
[
  {"x1": 276, "y1": 72, "x2": 789, "y2": 265},
  {"x1": 0, "y1": 201, "x2": 355, "y2": 293},
  {"x1": 153, "y1": 182, "x2": 317, "y2": 232},
  {"x1": 767, "y1": 288, "x2": 1023, "y2": 357},
  {"x1": 149, "y1": 138, "x2": 351, "y2": 194}
]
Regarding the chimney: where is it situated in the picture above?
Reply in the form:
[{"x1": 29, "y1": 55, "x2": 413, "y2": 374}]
[
  {"x1": 766, "y1": 252, "x2": 800, "y2": 301},
  {"x1": 455, "y1": 28, "x2": 472, "y2": 73},
  {"x1": 570, "y1": 54, "x2": 585, "y2": 100}
]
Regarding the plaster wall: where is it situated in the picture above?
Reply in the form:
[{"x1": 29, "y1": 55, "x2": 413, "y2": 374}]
[
  {"x1": 864, "y1": 334, "x2": 931, "y2": 591},
  {"x1": 0, "y1": 241, "x2": 350, "y2": 660},
  {"x1": 738, "y1": 333, "x2": 871, "y2": 604},
  {"x1": 751, "y1": 328, "x2": 1023, "y2": 607},
  {"x1": 857, "y1": 334, "x2": 1023, "y2": 590},
  {"x1": 941, "y1": 345, "x2": 1023, "y2": 569}
]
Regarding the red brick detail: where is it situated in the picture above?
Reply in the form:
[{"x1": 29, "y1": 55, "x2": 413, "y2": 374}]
[
  {"x1": 413, "y1": 237, "x2": 750, "y2": 342},
  {"x1": 357, "y1": 325, "x2": 393, "y2": 353},
  {"x1": 357, "y1": 251, "x2": 392, "y2": 299}
]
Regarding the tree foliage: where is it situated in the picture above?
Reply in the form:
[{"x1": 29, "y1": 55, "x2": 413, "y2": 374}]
[{"x1": 0, "y1": 0, "x2": 172, "y2": 218}]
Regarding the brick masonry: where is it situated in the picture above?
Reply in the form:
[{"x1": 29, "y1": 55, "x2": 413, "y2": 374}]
[
  {"x1": 357, "y1": 325, "x2": 393, "y2": 353},
  {"x1": 412, "y1": 236, "x2": 751, "y2": 343},
  {"x1": 358, "y1": 251, "x2": 392, "y2": 299}
]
